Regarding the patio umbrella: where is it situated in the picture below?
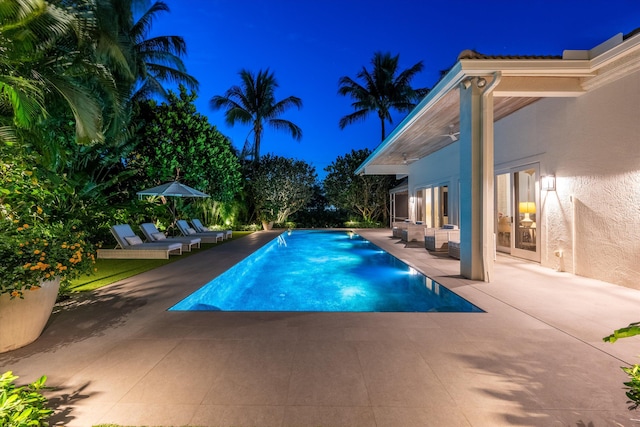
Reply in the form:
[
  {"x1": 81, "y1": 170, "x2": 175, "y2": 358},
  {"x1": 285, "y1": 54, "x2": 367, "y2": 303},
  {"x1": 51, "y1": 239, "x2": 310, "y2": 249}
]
[
  {"x1": 137, "y1": 181, "x2": 210, "y2": 198},
  {"x1": 136, "y1": 181, "x2": 209, "y2": 231}
]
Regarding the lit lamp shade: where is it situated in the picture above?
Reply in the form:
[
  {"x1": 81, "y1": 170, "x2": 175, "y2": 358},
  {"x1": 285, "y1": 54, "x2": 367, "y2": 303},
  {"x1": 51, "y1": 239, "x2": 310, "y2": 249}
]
[
  {"x1": 518, "y1": 202, "x2": 536, "y2": 214},
  {"x1": 519, "y1": 202, "x2": 536, "y2": 227}
]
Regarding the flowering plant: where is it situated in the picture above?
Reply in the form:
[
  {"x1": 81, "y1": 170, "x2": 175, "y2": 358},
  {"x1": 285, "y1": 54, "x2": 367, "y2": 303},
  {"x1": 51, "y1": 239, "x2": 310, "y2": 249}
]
[
  {"x1": 0, "y1": 218, "x2": 96, "y2": 299},
  {"x1": 0, "y1": 147, "x2": 97, "y2": 299}
]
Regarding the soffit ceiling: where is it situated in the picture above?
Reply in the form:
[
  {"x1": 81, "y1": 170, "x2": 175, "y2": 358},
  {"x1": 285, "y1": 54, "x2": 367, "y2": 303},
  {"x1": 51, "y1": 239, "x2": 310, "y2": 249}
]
[
  {"x1": 359, "y1": 49, "x2": 622, "y2": 173},
  {"x1": 368, "y1": 88, "x2": 540, "y2": 167}
]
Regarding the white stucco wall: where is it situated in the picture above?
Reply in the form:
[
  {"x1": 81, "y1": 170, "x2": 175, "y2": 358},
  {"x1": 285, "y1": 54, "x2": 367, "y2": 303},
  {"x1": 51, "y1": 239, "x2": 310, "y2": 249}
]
[
  {"x1": 493, "y1": 69, "x2": 640, "y2": 288},
  {"x1": 407, "y1": 69, "x2": 640, "y2": 287},
  {"x1": 408, "y1": 142, "x2": 460, "y2": 225}
]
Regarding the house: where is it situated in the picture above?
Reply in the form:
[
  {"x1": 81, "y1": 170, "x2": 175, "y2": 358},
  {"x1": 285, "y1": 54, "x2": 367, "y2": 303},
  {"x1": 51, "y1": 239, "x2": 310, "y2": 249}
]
[{"x1": 356, "y1": 29, "x2": 640, "y2": 288}]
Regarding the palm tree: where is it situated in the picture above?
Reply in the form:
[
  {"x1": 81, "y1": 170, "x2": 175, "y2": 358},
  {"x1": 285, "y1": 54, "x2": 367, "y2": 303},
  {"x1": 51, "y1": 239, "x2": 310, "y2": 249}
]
[
  {"x1": 210, "y1": 68, "x2": 302, "y2": 163},
  {"x1": 89, "y1": 0, "x2": 198, "y2": 103},
  {"x1": 338, "y1": 51, "x2": 429, "y2": 141},
  {"x1": 128, "y1": 1, "x2": 199, "y2": 102},
  {"x1": 0, "y1": 0, "x2": 108, "y2": 143}
]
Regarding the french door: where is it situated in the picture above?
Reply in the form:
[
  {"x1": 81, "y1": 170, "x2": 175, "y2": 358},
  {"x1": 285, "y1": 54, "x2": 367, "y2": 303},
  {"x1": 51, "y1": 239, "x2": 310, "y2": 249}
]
[
  {"x1": 415, "y1": 185, "x2": 449, "y2": 227},
  {"x1": 495, "y1": 165, "x2": 540, "y2": 262}
]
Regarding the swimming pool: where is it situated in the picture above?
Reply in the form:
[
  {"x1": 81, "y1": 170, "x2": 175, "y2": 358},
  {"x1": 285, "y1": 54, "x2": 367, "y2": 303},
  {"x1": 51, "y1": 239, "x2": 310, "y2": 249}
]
[{"x1": 170, "y1": 230, "x2": 483, "y2": 312}]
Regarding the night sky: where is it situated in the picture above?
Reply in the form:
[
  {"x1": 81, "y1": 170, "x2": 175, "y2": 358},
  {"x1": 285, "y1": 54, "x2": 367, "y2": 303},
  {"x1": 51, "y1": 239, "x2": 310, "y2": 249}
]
[{"x1": 150, "y1": 0, "x2": 640, "y2": 178}]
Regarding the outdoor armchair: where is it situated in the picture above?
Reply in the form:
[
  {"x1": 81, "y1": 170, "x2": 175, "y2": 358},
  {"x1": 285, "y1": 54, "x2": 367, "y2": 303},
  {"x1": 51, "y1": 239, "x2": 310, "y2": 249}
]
[{"x1": 425, "y1": 225, "x2": 459, "y2": 252}]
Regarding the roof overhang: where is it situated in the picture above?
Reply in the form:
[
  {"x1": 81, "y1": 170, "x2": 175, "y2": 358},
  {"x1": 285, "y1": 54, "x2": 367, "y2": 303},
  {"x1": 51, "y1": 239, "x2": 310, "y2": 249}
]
[{"x1": 356, "y1": 31, "x2": 640, "y2": 175}]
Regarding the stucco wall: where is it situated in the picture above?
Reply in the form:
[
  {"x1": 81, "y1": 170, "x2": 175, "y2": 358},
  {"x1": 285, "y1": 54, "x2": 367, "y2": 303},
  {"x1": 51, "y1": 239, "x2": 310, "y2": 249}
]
[
  {"x1": 408, "y1": 142, "x2": 460, "y2": 225},
  {"x1": 494, "y1": 69, "x2": 640, "y2": 288},
  {"x1": 406, "y1": 69, "x2": 640, "y2": 287}
]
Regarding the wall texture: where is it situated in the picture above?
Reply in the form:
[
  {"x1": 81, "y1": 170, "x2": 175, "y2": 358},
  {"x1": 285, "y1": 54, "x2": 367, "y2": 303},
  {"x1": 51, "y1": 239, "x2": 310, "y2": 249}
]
[
  {"x1": 408, "y1": 69, "x2": 640, "y2": 288},
  {"x1": 493, "y1": 69, "x2": 640, "y2": 288}
]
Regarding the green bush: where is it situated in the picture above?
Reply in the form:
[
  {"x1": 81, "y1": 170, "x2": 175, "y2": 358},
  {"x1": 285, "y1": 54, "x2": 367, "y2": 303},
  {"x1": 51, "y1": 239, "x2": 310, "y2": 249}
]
[
  {"x1": 604, "y1": 322, "x2": 640, "y2": 410},
  {"x1": 0, "y1": 371, "x2": 52, "y2": 427}
]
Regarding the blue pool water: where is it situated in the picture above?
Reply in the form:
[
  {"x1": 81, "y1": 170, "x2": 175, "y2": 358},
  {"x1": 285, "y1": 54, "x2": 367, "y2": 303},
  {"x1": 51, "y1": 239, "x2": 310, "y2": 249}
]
[{"x1": 170, "y1": 230, "x2": 483, "y2": 312}]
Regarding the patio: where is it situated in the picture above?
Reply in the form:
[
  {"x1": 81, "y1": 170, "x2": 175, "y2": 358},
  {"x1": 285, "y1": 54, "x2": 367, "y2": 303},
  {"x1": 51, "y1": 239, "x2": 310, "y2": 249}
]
[{"x1": 2, "y1": 229, "x2": 640, "y2": 426}]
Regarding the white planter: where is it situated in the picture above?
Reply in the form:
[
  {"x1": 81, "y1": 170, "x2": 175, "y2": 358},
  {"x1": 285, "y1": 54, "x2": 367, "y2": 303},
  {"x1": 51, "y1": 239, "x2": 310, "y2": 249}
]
[
  {"x1": 261, "y1": 221, "x2": 274, "y2": 231},
  {"x1": 0, "y1": 277, "x2": 61, "y2": 353}
]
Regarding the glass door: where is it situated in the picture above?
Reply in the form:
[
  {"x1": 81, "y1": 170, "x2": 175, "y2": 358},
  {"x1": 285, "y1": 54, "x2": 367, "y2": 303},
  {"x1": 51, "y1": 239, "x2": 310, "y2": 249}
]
[
  {"x1": 495, "y1": 173, "x2": 512, "y2": 253},
  {"x1": 432, "y1": 187, "x2": 440, "y2": 228},
  {"x1": 512, "y1": 166, "x2": 540, "y2": 261},
  {"x1": 415, "y1": 189, "x2": 424, "y2": 223},
  {"x1": 495, "y1": 166, "x2": 540, "y2": 262},
  {"x1": 441, "y1": 186, "x2": 449, "y2": 225}
]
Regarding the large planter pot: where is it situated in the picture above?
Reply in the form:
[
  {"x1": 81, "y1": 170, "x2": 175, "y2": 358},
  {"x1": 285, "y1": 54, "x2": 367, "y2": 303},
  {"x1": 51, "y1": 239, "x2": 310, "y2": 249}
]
[
  {"x1": 261, "y1": 220, "x2": 274, "y2": 231},
  {"x1": 0, "y1": 277, "x2": 61, "y2": 353}
]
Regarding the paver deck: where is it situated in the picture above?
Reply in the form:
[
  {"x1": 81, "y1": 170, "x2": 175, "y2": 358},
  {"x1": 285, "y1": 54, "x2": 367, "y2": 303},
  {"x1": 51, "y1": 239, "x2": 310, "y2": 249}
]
[{"x1": 2, "y1": 229, "x2": 640, "y2": 426}]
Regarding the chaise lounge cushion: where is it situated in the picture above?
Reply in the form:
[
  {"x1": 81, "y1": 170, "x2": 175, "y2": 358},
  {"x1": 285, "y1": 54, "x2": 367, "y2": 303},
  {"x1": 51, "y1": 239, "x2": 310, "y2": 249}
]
[{"x1": 152, "y1": 232, "x2": 166, "y2": 240}]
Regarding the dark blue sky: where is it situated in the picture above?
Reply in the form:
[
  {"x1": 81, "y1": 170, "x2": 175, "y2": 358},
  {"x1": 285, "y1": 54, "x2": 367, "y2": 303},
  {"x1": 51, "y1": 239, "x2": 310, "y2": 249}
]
[{"x1": 151, "y1": 1, "x2": 640, "y2": 178}]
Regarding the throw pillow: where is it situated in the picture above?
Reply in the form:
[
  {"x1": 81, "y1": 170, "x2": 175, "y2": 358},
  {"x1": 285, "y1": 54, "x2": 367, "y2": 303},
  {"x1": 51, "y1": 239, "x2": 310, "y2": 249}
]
[
  {"x1": 186, "y1": 227, "x2": 196, "y2": 235},
  {"x1": 152, "y1": 232, "x2": 166, "y2": 240},
  {"x1": 125, "y1": 236, "x2": 143, "y2": 245}
]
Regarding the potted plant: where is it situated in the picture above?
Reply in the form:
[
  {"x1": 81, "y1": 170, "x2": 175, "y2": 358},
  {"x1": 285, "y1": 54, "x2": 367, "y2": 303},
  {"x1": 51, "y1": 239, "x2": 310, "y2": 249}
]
[
  {"x1": 0, "y1": 217, "x2": 96, "y2": 352},
  {"x1": 0, "y1": 155, "x2": 96, "y2": 353}
]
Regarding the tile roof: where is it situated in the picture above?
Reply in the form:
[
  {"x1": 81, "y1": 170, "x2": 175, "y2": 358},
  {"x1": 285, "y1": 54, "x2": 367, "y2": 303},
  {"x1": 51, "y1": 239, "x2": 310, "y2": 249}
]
[
  {"x1": 457, "y1": 49, "x2": 562, "y2": 61},
  {"x1": 624, "y1": 26, "x2": 640, "y2": 40}
]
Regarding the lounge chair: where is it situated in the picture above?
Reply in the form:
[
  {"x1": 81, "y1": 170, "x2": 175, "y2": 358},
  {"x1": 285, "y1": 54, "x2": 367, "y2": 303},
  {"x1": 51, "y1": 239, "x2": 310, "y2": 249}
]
[
  {"x1": 191, "y1": 218, "x2": 232, "y2": 240},
  {"x1": 139, "y1": 223, "x2": 201, "y2": 252},
  {"x1": 97, "y1": 224, "x2": 183, "y2": 259},
  {"x1": 176, "y1": 219, "x2": 223, "y2": 243}
]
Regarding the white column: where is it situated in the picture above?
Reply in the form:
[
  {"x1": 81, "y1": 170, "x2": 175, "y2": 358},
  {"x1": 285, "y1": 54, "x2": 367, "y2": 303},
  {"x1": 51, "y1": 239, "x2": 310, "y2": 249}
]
[{"x1": 459, "y1": 77, "x2": 496, "y2": 281}]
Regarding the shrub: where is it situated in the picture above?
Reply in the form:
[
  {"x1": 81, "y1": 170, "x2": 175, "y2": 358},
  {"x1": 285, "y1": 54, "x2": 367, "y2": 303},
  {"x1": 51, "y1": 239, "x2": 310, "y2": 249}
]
[
  {"x1": 0, "y1": 371, "x2": 52, "y2": 427},
  {"x1": 604, "y1": 322, "x2": 640, "y2": 410},
  {"x1": 0, "y1": 218, "x2": 96, "y2": 298}
]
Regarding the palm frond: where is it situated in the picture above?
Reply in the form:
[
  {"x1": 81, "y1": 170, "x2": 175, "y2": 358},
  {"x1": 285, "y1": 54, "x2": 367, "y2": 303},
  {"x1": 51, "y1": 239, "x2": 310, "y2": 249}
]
[
  {"x1": 268, "y1": 118, "x2": 302, "y2": 140},
  {"x1": 338, "y1": 109, "x2": 370, "y2": 129}
]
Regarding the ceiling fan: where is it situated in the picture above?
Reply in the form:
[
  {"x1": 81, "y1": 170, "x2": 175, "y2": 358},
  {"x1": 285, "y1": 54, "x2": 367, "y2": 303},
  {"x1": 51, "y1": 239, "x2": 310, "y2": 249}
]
[
  {"x1": 402, "y1": 153, "x2": 419, "y2": 164},
  {"x1": 440, "y1": 124, "x2": 460, "y2": 141}
]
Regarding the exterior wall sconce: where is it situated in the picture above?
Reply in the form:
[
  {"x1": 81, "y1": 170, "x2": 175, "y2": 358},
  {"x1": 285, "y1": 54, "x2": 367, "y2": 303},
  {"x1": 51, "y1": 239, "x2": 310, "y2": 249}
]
[
  {"x1": 541, "y1": 175, "x2": 556, "y2": 191},
  {"x1": 461, "y1": 77, "x2": 487, "y2": 89}
]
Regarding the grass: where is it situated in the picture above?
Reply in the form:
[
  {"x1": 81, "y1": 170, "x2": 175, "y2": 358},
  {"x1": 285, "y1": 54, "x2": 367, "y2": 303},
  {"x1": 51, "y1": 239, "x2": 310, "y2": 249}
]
[{"x1": 65, "y1": 231, "x2": 253, "y2": 293}]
